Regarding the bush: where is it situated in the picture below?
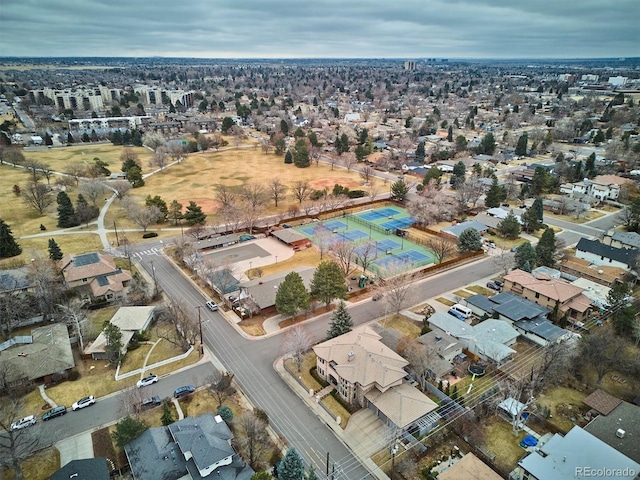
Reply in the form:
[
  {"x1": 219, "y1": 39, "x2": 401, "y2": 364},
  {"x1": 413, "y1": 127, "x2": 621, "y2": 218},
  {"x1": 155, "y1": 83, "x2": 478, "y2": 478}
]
[
  {"x1": 347, "y1": 189, "x2": 366, "y2": 198},
  {"x1": 217, "y1": 405, "x2": 233, "y2": 423},
  {"x1": 310, "y1": 366, "x2": 329, "y2": 388},
  {"x1": 142, "y1": 232, "x2": 158, "y2": 238},
  {"x1": 67, "y1": 370, "x2": 80, "y2": 381},
  {"x1": 254, "y1": 408, "x2": 269, "y2": 425}
]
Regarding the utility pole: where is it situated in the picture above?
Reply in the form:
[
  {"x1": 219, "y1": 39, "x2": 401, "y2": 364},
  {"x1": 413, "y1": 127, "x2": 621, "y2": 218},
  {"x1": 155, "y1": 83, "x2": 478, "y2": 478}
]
[
  {"x1": 150, "y1": 260, "x2": 158, "y2": 298},
  {"x1": 195, "y1": 305, "x2": 203, "y2": 356},
  {"x1": 326, "y1": 452, "x2": 330, "y2": 477},
  {"x1": 113, "y1": 221, "x2": 120, "y2": 246}
]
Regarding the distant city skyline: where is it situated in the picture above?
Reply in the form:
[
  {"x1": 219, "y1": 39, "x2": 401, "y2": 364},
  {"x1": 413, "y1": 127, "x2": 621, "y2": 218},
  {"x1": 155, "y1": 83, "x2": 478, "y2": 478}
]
[{"x1": 1, "y1": 0, "x2": 638, "y2": 59}]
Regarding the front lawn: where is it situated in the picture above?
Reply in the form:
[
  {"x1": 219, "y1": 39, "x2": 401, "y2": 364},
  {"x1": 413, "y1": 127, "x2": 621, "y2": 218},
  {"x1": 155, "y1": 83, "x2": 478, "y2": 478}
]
[{"x1": 379, "y1": 314, "x2": 421, "y2": 338}]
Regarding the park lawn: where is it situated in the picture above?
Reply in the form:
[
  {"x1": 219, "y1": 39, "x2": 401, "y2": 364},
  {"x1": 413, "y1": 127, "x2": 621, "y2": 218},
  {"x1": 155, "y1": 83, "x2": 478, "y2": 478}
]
[
  {"x1": 380, "y1": 314, "x2": 421, "y2": 338},
  {"x1": 2, "y1": 446, "x2": 60, "y2": 480},
  {"x1": 259, "y1": 248, "x2": 321, "y2": 278},
  {"x1": 482, "y1": 418, "x2": 528, "y2": 472},
  {"x1": 436, "y1": 297, "x2": 455, "y2": 307},
  {"x1": 23, "y1": 144, "x2": 152, "y2": 175}
]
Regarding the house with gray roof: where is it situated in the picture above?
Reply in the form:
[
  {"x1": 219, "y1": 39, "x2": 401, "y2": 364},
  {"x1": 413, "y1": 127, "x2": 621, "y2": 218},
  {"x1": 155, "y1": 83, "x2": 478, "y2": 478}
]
[
  {"x1": 51, "y1": 458, "x2": 110, "y2": 480},
  {"x1": 576, "y1": 238, "x2": 638, "y2": 271},
  {"x1": 0, "y1": 266, "x2": 32, "y2": 295},
  {"x1": 441, "y1": 220, "x2": 488, "y2": 238},
  {"x1": 512, "y1": 426, "x2": 640, "y2": 480},
  {"x1": 238, "y1": 266, "x2": 315, "y2": 315},
  {"x1": 125, "y1": 413, "x2": 253, "y2": 480},
  {"x1": 427, "y1": 313, "x2": 517, "y2": 364},
  {"x1": 584, "y1": 398, "x2": 640, "y2": 464},
  {"x1": 603, "y1": 230, "x2": 640, "y2": 250}
]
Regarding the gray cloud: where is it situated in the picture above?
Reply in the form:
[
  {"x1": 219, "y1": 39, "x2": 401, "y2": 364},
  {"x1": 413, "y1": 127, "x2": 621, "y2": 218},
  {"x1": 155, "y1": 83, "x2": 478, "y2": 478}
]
[{"x1": 1, "y1": 0, "x2": 637, "y2": 58}]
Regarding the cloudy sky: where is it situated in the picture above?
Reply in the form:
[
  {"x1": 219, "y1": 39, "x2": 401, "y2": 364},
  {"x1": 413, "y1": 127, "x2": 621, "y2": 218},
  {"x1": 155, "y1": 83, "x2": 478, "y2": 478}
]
[{"x1": 1, "y1": 0, "x2": 638, "y2": 59}]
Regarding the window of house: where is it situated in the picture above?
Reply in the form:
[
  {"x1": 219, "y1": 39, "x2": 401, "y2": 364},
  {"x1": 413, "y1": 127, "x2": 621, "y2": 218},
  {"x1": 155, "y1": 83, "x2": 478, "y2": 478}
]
[
  {"x1": 106, "y1": 294, "x2": 113, "y2": 300},
  {"x1": 535, "y1": 292, "x2": 540, "y2": 299},
  {"x1": 82, "y1": 278, "x2": 88, "y2": 283}
]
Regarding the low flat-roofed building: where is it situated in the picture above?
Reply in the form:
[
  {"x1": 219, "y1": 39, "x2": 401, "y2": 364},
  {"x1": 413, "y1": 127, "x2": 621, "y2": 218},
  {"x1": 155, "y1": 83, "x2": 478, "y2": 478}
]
[{"x1": 270, "y1": 228, "x2": 312, "y2": 251}]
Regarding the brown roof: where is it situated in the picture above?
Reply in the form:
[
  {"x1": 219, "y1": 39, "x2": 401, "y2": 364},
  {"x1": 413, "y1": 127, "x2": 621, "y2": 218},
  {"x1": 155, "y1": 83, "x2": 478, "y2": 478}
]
[
  {"x1": 439, "y1": 453, "x2": 502, "y2": 480},
  {"x1": 592, "y1": 174, "x2": 633, "y2": 186},
  {"x1": 504, "y1": 269, "x2": 587, "y2": 303},
  {"x1": 60, "y1": 252, "x2": 119, "y2": 282},
  {"x1": 583, "y1": 389, "x2": 623, "y2": 415},
  {"x1": 560, "y1": 256, "x2": 626, "y2": 285}
]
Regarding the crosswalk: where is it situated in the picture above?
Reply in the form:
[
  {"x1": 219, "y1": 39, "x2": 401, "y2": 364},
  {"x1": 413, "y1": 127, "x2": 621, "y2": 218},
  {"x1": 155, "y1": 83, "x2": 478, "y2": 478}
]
[{"x1": 132, "y1": 246, "x2": 162, "y2": 258}]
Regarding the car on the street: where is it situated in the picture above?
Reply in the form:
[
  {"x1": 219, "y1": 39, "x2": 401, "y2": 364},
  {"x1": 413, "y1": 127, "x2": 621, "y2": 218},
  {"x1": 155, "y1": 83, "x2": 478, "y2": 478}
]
[
  {"x1": 136, "y1": 374, "x2": 159, "y2": 388},
  {"x1": 72, "y1": 395, "x2": 96, "y2": 411},
  {"x1": 206, "y1": 301, "x2": 218, "y2": 311},
  {"x1": 42, "y1": 406, "x2": 67, "y2": 421},
  {"x1": 174, "y1": 385, "x2": 195, "y2": 398},
  {"x1": 486, "y1": 281, "x2": 502, "y2": 291},
  {"x1": 141, "y1": 396, "x2": 162, "y2": 410},
  {"x1": 11, "y1": 415, "x2": 36, "y2": 431}
]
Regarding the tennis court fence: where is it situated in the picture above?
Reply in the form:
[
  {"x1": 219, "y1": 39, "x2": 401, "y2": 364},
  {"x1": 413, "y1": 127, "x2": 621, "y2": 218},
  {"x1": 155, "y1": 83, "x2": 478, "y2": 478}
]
[{"x1": 349, "y1": 214, "x2": 392, "y2": 236}]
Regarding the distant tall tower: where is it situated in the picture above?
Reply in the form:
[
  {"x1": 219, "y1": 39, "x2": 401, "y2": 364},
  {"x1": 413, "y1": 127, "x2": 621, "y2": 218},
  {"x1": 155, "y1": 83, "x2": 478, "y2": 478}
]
[{"x1": 404, "y1": 61, "x2": 416, "y2": 71}]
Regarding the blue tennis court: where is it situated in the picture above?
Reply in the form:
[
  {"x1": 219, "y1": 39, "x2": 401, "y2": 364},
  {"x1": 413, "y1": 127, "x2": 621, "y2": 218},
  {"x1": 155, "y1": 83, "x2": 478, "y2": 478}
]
[
  {"x1": 343, "y1": 230, "x2": 368, "y2": 241},
  {"x1": 380, "y1": 217, "x2": 415, "y2": 230},
  {"x1": 358, "y1": 207, "x2": 401, "y2": 222},
  {"x1": 374, "y1": 250, "x2": 433, "y2": 270},
  {"x1": 377, "y1": 239, "x2": 401, "y2": 251},
  {"x1": 300, "y1": 225, "x2": 325, "y2": 236},
  {"x1": 324, "y1": 220, "x2": 347, "y2": 231}
]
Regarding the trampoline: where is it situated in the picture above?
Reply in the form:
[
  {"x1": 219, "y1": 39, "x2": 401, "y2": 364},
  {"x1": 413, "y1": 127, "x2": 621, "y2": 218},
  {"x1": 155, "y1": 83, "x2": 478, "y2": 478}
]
[{"x1": 468, "y1": 364, "x2": 486, "y2": 376}]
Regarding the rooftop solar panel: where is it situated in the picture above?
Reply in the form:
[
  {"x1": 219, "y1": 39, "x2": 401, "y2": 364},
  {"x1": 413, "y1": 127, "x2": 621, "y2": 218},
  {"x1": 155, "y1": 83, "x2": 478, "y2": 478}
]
[{"x1": 73, "y1": 252, "x2": 100, "y2": 266}]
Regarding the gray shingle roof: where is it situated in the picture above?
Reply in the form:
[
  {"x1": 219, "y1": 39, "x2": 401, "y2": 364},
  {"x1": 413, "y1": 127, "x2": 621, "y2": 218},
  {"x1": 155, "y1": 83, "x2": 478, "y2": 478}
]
[
  {"x1": 514, "y1": 318, "x2": 566, "y2": 342},
  {"x1": 584, "y1": 401, "x2": 640, "y2": 463},
  {"x1": 612, "y1": 230, "x2": 640, "y2": 249},
  {"x1": 576, "y1": 238, "x2": 638, "y2": 267},
  {"x1": 168, "y1": 414, "x2": 234, "y2": 471},
  {"x1": 441, "y1": 221, "x2": 488, "y2": 238}
]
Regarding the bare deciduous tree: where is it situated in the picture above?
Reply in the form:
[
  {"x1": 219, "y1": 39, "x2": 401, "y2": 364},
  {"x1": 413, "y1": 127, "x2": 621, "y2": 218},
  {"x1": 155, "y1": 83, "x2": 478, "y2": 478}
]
[
  {"x1": 426, "y1": 236, "x2": 456, "y2": 264},
  {"x1": 268, "y1": 178, "x2": 287, "y2": 207},
  {"x1": 39, "y1": 163, "x2": 54, "y2": 185},
  {"x1": 142, "y1": 132, "x2": 166, "y2": 151},
  {"x1": 359, "y1": 165, "x2": 375, "y2": 184},
  {"x1": 23, "y1": 159, "x2": 43, "y2": 184},
  {"x1": 281, "y1": 325, "x2": 312, "y2": 372},
  {"x1": 57, "y1": 300, "x2": 89, "y2": 351},
  {"x1": 404, "y1": 340, "x2": 436, "y2": 389},
  {"x1": 79, "y1": 179, "x2": 106, "y2": 206},
  {"x1": 239, "y1": 183, "x2": 267, "y2": 234},
  {"x1": 208, "y1": 369, "x2": 235, "y2": 408},
  {"x1": 27, "y1": 252, "x2": 63, "y2": 321},
  {"x1": 235, "y1": 412, "x2": 270, "y2": 470},
  {"x1": 367, "y1": 185, "x2": 379, "y2": 202},
  {"x1": 291, "y1": 180, "x2": 311, "y2": 204},
  {"x1": 0, "y1": 397, "x2": 42, "y2": 480},
  {"x1": 21, "y1": 181, "x2": 53, "y2": 215},
  {"x1": 455, "y1": 175, "x2": 484, "y2": 209},
  {"x1": 379, "y1": 263, "x2": 416, "y2": 316},
  {"x1": 156, "y1": 298, "x2": 198, "y2": 351},
  {"x1": 354, "y1": 240, "x2": 378, "y2": 273},
  {"x1": 332, "y1": 240, "x2": 357, "y2": 276},
  {"x1": 342, "y1": 152, "x2": 357, "y2": 172},
  {"x1": 125, "y1": 204, "x2": 162, "y2": 233},
  {"x1": 151, "y1": 146, "x2": 169, "y2": 170},
  {"x1": 407, "y1": 187, "x2": 458, "y2": 226},
  {"x1": 64, "y1": 164, "x2": 86, "y2": 186},
  {"x1": 111, "y1": 180, "x2": 132, "y2": 199},
  {"x1": 260, "y1": 137, "x2": 272, "y2": 154}
]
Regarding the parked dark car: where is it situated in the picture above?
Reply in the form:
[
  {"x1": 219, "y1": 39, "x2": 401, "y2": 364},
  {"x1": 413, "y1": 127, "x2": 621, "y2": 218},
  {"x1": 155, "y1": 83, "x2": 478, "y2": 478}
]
[
  {"x1": 174, "y1": 385, "x2": 195, "y2": 398},
  {"x1": 42, "y1": 406, "x2": 67, "y2": 421},
  {"x1": 486, "y1": 281, "x2": 502, "y2": 292},
  {"x1": 141, "y1": 396, "x2": 162, "y2": 409},
  {"x1": 494, "y1": 280, "x2": 504, "y2": 288}
]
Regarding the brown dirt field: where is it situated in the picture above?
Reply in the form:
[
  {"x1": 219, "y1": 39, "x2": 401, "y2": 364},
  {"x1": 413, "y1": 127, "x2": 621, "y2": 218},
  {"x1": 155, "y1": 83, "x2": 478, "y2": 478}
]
[{"x1": 176, "y1": 198, "x2": 221, "y2": 215}]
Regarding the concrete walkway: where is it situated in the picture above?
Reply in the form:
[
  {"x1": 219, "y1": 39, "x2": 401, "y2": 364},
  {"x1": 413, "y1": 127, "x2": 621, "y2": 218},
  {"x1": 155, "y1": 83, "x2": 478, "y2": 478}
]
[
  {"x1": 172, "y1": 398, "x2": 185, "y2": 420},
  {"x1": 38, "y1": 384, "x2": 57, "y2": 408}
]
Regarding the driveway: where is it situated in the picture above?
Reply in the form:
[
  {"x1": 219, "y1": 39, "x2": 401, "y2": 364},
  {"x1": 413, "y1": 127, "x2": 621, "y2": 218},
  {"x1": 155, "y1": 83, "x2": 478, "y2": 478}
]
[
  {"x1": 57, "y1": 432, "x2": 94, "y2": 467},
  {"x1": 345, "y1": 409, "x2": 396, "y2": 458}
]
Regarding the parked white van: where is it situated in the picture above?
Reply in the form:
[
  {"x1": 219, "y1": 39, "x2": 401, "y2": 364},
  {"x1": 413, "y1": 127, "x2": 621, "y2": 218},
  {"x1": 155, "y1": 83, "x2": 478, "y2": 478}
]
[{"x1": 450, "y1": 303, "x2": 473, "y2": 319}]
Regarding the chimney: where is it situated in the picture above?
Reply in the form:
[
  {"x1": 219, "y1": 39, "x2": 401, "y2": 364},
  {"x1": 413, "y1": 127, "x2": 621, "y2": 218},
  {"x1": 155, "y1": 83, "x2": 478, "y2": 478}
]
[
  {"x1": 616, "y1": 429, "x2": 626, "y2": 438},
  {"x1": 347, "y1": 351, "x2": 355, "y2": 362}
]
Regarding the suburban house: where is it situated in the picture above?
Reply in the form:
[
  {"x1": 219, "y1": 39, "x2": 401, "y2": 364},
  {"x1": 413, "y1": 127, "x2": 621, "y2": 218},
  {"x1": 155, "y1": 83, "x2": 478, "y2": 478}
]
[
  {"x1": 0, "y1": 323, "x2": 75, "y2": 387},
  {"x1": 441, "y1": 220, "x2": 488, "y2": 239},
  {"x1": 602, "y1": 230, "x2": 640, "y2": 250},
  {"x1": 84, "y1": 306, "x2": 155, "y2": 360},
  {"x1": 575, "y1": 238, "x2": 638, "y2": 271},
  {"x1": 438, "y1": 453, "x2": 502, "y2": 480},
  {"x1": 237, "y1": 266, "x2": 315, "y2": 316},
  {"x1": 426, "y1": 313, "x2": 518, "y2": 365},
  {"x1": 125, "y1": 413, "x2": 254, "y2": 480},
  {"x1": 0, "y1": 266, "x2": 32, "y2": 295},
  {"x1": 60, "y1": 252, "x2": 132, "y2": 304},
  {"x1": 416, "y1": 330, "x2": 463, "y2": 380},
  {"x1": 511, "y1": 426, "x2": 639, "y2": 480},
  {"x1": 502, "y1": 269, "x2": 594, "y2": 323},
  {"x1": 51, "y1": 458, "x2": 110, "y2": 480},
  {"x1": 559, "y1": 255, "x2": 628, "y2": 287},
  {"x1": 583, "y1": 390, "x2": 640, "y2": 463},
  {"x1": 559, "y1": 174, "x2": 633, "y2": 202},
  {"x1": 465, "y1": 292, "x2": 568, "y2": 347},
  {"x1": 313, "y1": 325, "x2": 440, "y2": 434}
]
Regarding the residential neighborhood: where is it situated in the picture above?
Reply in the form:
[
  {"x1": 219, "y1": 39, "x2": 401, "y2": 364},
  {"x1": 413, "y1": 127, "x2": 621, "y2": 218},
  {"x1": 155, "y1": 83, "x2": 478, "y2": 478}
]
[{"x1": 1, "y1": 50, "x2": 639, "y2": 480}]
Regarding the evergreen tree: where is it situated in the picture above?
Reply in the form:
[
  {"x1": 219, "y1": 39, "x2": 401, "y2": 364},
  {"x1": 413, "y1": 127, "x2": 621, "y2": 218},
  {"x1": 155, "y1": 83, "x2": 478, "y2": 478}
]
[
  {"x1": 292, "y1": 139, "x2": 310, "y2": 168},
  {"x1": 514, "y1": 242, "x2": 537, "y2": 271},
  {"x1": 111, "y1": 416, "x2": 148, "y2": 447},
  {"x1": 339, "y1": 133, "x2": 350, "y2": 154},
  {"x1": 275, "y1": 272, "x2": 310, "y2": 318},
  {"x1": 484, "y1": 177, "x2": 505, "y2": 208},
  {"x1": 478, "y1": 132, "x2": 496, "y2": 154},
  {"x1": 48, "y1": 238, "x2": 63, "y2": 260},
  {"x1": 306, "y1": 465, "x2": 318, "y2": 480},
  {"x1": 75, "y1": 193, "x2": 99, "y2": 225},
  {"x1": 310, "y1": 260, "x2": 347, "y2": 307},
  {"x1": 497, "y1": 211, "x2": 521, "y2": 239},
  {"x1": 447, "y1": 125, "x2": 453, "y2": 142},
  {"x1": 145, "y1": 195, "x2": 168, "y2": 222},
  {"x1": 161, "y1": 401, "x2": 175, "y2": 426},
  {"x1": 457, "y1": 227, "x2": 483, "y2": 253},
  {"x1": 530, "y1": 167, "x2": 551, "y2": 196},
  {"x1": 535, "y1": 227, "x2": 557, "y2": 267},
  {"x1": 277, "y1": 448, "x2": 306, "y2": 480},
  {"x1": 169, "y1": 200, "x2": 183, "y2": 225},
  {"x1": 451, "y1": 161, "x2": 466, "y2": 189},
  {"x1": 221, "y1": 117, "x2": 235, "y2": 133},
  {"x1": 57, "y1": 191, "x2": 79, "y2": 228},
  {"x1": 521, "y1": 207, "x2": 543, "y2": 233},
  {"x1": 585, "y1": 152, "x2": 597, "y2": 178},
  {"x1": 415, "y1": 141, "x2": 426, "y2": 162},
  {"x1": 532, "y1": 198, "x2": 544, "y2": 222},
  {"x1": 183, "y1": 201, "x2": 206, "y2": 225},
  {"x1": 284, "y1": 150, "x2": 293, "y2": 164},
  {"x1": 515, "y1": 133, "x2": 528, "y2": 156},
  {"x1": 126, "y1": 165, "x2": 144, "y2": 187},
  {"x1": 390, "y1": 179, "x2": 409, "y2": 202},
  {"x1": 280, "y1": 119, "x2": 289, "y2": 136},
  {"x1": 326, "y1": 301, "x2": 353, "y2": 339},
  {"x1": 607, "y1": 282, "x2": 631, "y2": 309},
  {"x1": 521, "y1": 260, "x2": 532, "y2": 273},
  {"x1": 0, "y1": 219, "x2": 22, "y2": 258},
  {"x1": 217, "y1": 405, "x2": 233, "y2": 424}
]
